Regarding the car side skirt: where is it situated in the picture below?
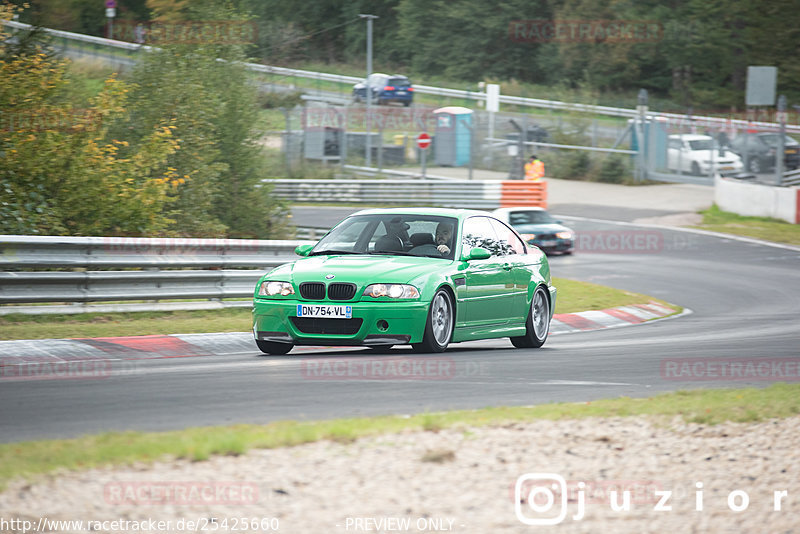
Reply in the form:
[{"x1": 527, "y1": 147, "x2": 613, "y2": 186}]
[{"x1": 453, "y1": 323, "x2": 527, "y2": 342}]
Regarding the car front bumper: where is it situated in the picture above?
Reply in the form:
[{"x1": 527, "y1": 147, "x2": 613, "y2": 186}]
[
  {"x1": 532, "y1": 239, "x2": 574, "y2": 254},
  {"x1": 253, "y1": 298, "x2": 430, "y2": 346}
]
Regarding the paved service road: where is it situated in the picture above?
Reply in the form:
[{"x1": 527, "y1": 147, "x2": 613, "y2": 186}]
[{"x1": 1, "y1": 216, "x2": 798, "y2": 443}]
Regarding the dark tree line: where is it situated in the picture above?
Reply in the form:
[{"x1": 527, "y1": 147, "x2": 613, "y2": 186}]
[{"x1": 14, "y1": 0, "x2": 800, "y2": 109}]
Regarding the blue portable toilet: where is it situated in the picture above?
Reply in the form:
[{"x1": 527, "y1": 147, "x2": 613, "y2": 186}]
[{"x1": 434, "y1": 106, "x2": 473, "y2": 166}]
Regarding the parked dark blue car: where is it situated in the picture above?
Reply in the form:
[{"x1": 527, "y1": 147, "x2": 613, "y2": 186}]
[{"x1": 352, "y1": 73, "x2": 414, "y2": 106}]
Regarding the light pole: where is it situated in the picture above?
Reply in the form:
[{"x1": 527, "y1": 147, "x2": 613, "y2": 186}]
[
  {"x1": 636, "y1": 88, "x2": 648, "y2": 182},
  {"x1": 359, "y1": 14, "x2": 378, "y2": 167},
  {"x1": 777, "y1": 94, "x2": 787, "y2": 185}
]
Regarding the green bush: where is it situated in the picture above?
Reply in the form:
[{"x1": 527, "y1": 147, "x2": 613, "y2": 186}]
[
  {"x1": 598, "y1": 155, "x2": 630, "y2": 183},
  {"x1": 257, "y1": 90, "x2": 304, "y2": 110}
]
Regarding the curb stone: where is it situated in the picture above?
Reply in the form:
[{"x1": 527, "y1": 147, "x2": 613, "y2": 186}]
[{"x1": 0, "y1": 302, "x2": 685, "y2": 366}]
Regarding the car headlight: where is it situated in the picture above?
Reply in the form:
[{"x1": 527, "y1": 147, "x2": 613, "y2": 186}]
[
  {"x1": 555, "y1": 231, "x2": 573, "y2": 239},
  {"x1": 258, "y1": 281, "x2": 295, "y2": 297},
  {"x1": 363, "y1": 284, "x2": 419, "y2": 299},
  {"x1": 519, "y1": 233, "x2": 537, "y2": 241}
]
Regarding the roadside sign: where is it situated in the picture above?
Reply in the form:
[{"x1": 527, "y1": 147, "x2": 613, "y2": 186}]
[
  {"x1": 746, "y1": 66, "x2": 777, "y2": 107},
  {"x1": 486, "y1": 83, "x2": 500, "y2": 113},
  {"x1": 417, "y1": 132, "x2": 431, "y2": 150}
]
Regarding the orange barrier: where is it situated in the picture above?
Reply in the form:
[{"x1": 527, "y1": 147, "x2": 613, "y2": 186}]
[{"x1": 500, "y1": 180, "x2": 547, "y2": 208}]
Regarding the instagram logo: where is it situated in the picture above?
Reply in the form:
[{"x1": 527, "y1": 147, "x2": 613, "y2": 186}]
[{"x1": 515, "y1": 473, "x2": 584, "y2": 525}]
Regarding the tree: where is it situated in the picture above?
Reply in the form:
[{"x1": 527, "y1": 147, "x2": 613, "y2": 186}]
[
  {"x1": 1, "y1": 5, "x2": 181, "y2": 235},
  {"x1": 120, "y1": 0, "x2": 288, "y2": 238}
]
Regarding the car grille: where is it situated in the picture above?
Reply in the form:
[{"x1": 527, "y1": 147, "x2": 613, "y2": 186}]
[
  {"x1": 536, "y1": 233, "x2": 556, "y2": 240},
  {"x1": 328, "y1": 282, "x2": 357, "y2": 301},
  {"x1": 290, "y1": 317, "x2": 363, "y2": 335},
  {"x1": 299, "y1": 282, "x2": 325, "y2": 300}
]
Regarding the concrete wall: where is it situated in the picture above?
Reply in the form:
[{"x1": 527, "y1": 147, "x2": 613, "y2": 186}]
[{"x1": 715, "y1": 176, "x2": 799, "y2": 224}]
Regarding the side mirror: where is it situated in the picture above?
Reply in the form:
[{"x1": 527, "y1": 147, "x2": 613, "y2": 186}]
[
  {"x1": 464, "y1": 247, "x2": 491, "y2": 261},
  {"x1": 295, "y1": 244, "x2": 314, "y2": 257}
]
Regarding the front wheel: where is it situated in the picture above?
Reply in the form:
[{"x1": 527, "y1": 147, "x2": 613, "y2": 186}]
[
  {"x1": 510, "y1": 285, "x2": 550, "y2": 349},
  {"x1": 412, "y1": 289, "x2": 453, "y2": 353},
  {"x1": 256, "y1": 340, "x2": 293, "y2": 355}
]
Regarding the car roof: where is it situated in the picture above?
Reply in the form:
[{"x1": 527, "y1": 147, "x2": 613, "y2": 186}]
[
  {"x1": 493, "y1": 207, "x2": 546, "y2": 215},
  {"x1": 668, "y1": 134, "x2": 712, "y2": 141},
  {"x1": 351, "y1": 207, "x2": 494, "y2": 220}
]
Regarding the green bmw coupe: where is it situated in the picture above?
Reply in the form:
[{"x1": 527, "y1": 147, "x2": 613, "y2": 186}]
[{"x1": 253, "y1": 208, "x2": 556, "y2": 354}]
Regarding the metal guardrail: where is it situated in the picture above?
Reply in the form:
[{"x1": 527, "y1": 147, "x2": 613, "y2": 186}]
[
  {"x1": 5, "y1": 20, "x2": 799, "y2": 134},
  {"x1": 263, "y1": 179, "x2": 502, "y2": 208},
  {"x1": 0, "y1": 235, "x2": 302, "y2": 268},
  {"x1": 782, "y1": 169, "x2": 800, "y2": 187},
  {"x1": 342, "y1": 165, "x2": 461, "y2": 181},
  {"x1": 0, "y1": 235, "x2": 313, "y2": 313}
]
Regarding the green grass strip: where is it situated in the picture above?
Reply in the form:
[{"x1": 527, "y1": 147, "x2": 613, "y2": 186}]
[
  {"x1": 1, "y1": 383, "x2": 797, "y2": 491},
  {"x1": 694, "y1": 205, "x2": 800, "y2": 246}
]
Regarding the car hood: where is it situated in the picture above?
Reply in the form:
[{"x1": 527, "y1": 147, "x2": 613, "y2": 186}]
[
  {"x1": 512, "y1": 223, "x2": 571, "y2": 235},
  {"x1": 269, "y1": 254, "x2": 451, "y2": 284}
]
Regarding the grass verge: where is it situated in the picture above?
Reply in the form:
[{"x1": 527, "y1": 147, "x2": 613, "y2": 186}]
[
  {"x1": 1, "y1": 383, "x2": 797, "y2": 491},
  {"x1": 0, "y1": 278, "x2": 679, "y2": 340},
  {"x1": 693, "y1": 204, "x2": 800, "y2": 246}
]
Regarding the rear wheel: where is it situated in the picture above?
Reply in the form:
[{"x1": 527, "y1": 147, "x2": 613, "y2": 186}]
[
  {"x1": 510, "y1": 285, "x2": 550, "y2": 349},
  {"x1": 690, "y1": 161, "x2": 701, "y2": 176},
  {"x1": 412, "y1": 289, "x2": 453, "y2": 353},
  {"x1": 256, "y1": 340, "x2": 293, "y2": 355}
]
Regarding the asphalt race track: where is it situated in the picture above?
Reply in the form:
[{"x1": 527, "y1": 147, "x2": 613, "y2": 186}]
[{"x1": 1, "y1": 213, "x2": 798, "y2": 443}]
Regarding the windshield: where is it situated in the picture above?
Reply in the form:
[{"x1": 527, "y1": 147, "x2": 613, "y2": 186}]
[
  {"x1": 759, "y1": 134, "x2": 799, "y2": 147},
  {"x1": 311, "y1": 214, "x2": 458, "y2": 259},
  {"x1": 688, "y1": 139, "x2": 714, "y2": 151},
  {"x1": 507, "y1": 210, "x2": 556, "y2": 225},
  {"x1": 388, "y1": 77, "x2": 411, "y2": 87}
]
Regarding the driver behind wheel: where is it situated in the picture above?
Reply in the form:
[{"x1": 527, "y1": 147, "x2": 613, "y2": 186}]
[{"x1": 435, "y1": 222, "x2": 454, "y2": 255}]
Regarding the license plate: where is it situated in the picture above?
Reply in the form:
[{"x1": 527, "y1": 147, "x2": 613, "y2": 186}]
[
  {"x1": 296, "y1": 304, "x2": 352, "y2": 319},
  {"x1": 539, "y1": 240, "x2": 557, "y2": 247},
  {"x1": 396, "y1": 91, "x2": 406, "y2": 95},
  {"x1": 786, "y1": 149, "x2": 798, "y2": 154},
  {"x1": 720, "y1": 166, "x2": 734, "y2": 170}
]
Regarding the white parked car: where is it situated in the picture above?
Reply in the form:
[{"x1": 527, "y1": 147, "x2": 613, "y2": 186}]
[{"x1": 667, "y1": 134, "x2": 743, "y2": 176}]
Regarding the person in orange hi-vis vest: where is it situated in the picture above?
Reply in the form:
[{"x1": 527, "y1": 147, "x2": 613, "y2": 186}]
[{"x1": 524, "y1": 154, "x2": 544, "y2": 181}]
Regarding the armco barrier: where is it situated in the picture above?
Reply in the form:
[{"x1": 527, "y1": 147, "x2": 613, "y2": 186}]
[
  {"x1": 0, "y1": 236, "x2": 310, "y2": 314},
  {"x1": 263, "y1": 179, "x2": 547, "y2": 209},
  {"x1": 500, "y1": 181, "x2": 547, "y2": 208}
]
